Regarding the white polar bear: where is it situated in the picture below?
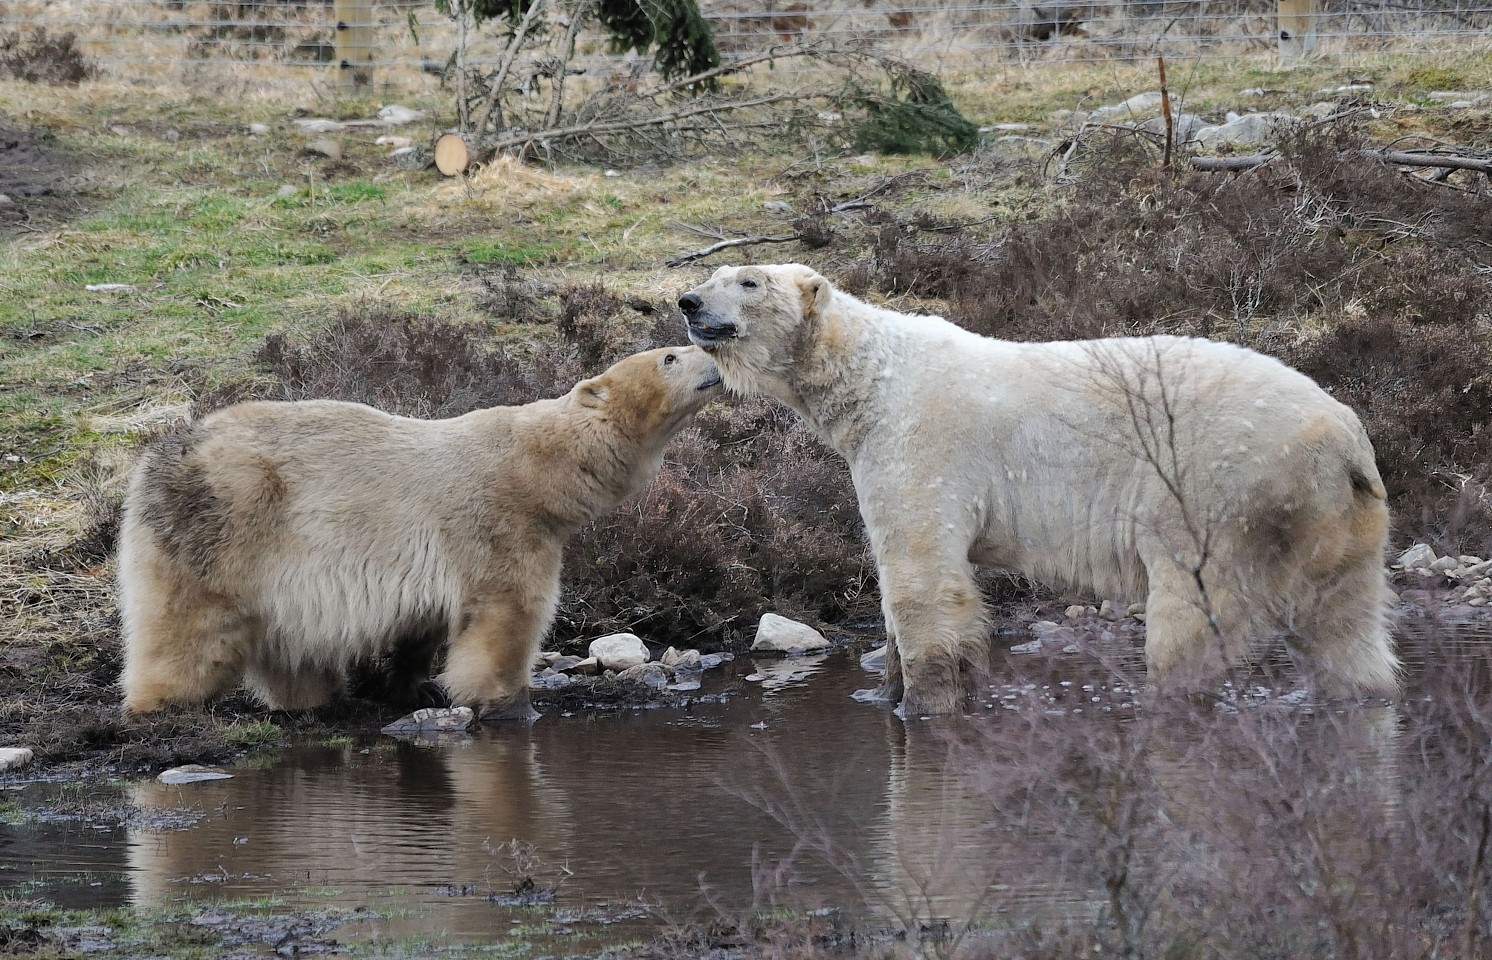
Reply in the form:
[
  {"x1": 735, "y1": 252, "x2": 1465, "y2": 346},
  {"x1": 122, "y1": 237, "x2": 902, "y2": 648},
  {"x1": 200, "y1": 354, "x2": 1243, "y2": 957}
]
[{"x1": 680, "y1": 263, "x2": 1396, "y2": 715}]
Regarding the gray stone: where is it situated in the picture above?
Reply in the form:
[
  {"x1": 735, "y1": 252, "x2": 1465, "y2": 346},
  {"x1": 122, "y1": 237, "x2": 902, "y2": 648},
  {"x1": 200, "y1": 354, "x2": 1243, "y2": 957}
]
[
  {"x1": 860, "y1": 645, "x2": 888, "y2": 672},
  {"x1": 1030, "y1": 619, "x2": 1064, "y2": 635},
  {"x1": 1429, "y1": 556, "x2": 1461, "y2": 574},
  {"x1": 380, "y1": 706, "x2": 475, "y2": 737},
  {"x1": 1137, "y1": 112, "x2": 1205, "y2": 141},
  {"x1": 247, "y1": 122, "x2": 270, "y2": 136},
  {"x1": 568, "y1": 656, "x2": 600, "y2": 675},
  {"x1": 618, "y1": 662, "x2": 669, "y2": 690},
  {"x1": 763, "y1": 200, "x2": 793, "y2": 214},
  {"x1": 0, "y1": 747, "x2": 34, "y2": 772},
  {"x1": 751, "y1": 613, "x2": 829, "y2": 656},
  {"x1": 1127, "y1": 602, "x2": 1146, "y2": 616},
  {"x1": 1090, "y1": 91, "x2": 1164, "y2": 119},
  {"x1": 157, "y1": 764, "x2": 234, "y2": 785},
  {"x1": 550, "y1": 655, "x2": 585, "y2": 672},
  {"x1": 535, "y1": 650, "x2": 562, "y2": 667},
  {"x1": 1194, "y1": 113, "x2": 1298, "y2": 148},
  {"x1": 1010, "y1": 640, "x2": 1044, "y2": 654},
  {"x1": 662, "y1": 648, "x2": 702, "y2": 674},
  {"x1": 275, "y1": 184, "x2": 299, "y2": 198},
  {"x1": 1099, "y1": 599, "x2": 1123, "y2": 620},
  {"x1": 698, "y1": 652, "x2": 733, "y2": 671},
  {"x1": 588, "y1": 633, "x2": 650, "y2": 670},
  {"x1": 1063, "y1": 604, "x2": 1088, "y2": 620},
  {"x1": 376, "y1": 104, "x2": 425, "y2": 125},
  {"x1": 1396, "y1": 543, "x2": 1437, "y2": 571}
]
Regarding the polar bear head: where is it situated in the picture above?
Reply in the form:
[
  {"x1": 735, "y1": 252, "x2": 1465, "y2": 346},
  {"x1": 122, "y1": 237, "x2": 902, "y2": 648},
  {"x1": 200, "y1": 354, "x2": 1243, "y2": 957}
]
[
  {"x1": 678, "y1": 263, "x2": 831, "y2": 397},
  {"x1": 571, "y1": 345, "x2": 722, "y2": 441}
]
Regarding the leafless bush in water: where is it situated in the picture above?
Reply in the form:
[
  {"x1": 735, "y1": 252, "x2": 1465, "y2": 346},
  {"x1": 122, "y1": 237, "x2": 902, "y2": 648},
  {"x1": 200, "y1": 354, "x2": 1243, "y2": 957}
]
[{"x1": 716, "y1": 629, "x2": 1492, "y2": 959}]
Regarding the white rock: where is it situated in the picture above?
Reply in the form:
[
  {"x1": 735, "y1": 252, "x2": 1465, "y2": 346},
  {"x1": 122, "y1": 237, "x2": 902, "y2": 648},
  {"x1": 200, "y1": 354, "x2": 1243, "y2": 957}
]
[
  {"x1": 275, "y1": 184, "x2": 298, "y2": 198},
  {"x1": 0, "y1": 747, "x2": 34, "y2": 772},
  {"x1": 376, "y1": 104, "x2": 425, "y2": 125},
  {"x1": 1030, "y1": 620, "x2": 1064, "y2": 635},
  {"x1": 0, "y1": 193, "x2": 12, "y2": 205},
  {"x1": 763, "y1": 200, "x2": 793, "y2": 214},
  {"x1": 1099, "y1": 599, "x2": 1123, "y2": 620},
  {"x1": 292, "y1": 118, "x2": 346, "y2": 134},
  {"x1": 1300, "y1": 101, "x2": 1340, "y2": 120},
  {"x1": 1396, "y1": 543, "x2": 1437, "y2": 570},
  {"x1": 1091, "y1": 91, "x2": 1164, "y2": 118},
  {"x1": 1064, "y1": 604, "x2": 1088, "y2": 620},
  {"x1": 1459, "y1": 556, "x2": 1484, "y2": 566},
  {"x1": 247, "y1": 122, "x2": 270, "y2": 136},
  {"x1": 381, "y1": 706, "x2": 475, "y2": 736},
  {"x1": 1138, "y1": 112, "x2": 1205, "y2": 141},
  {"x1": 661, "y1": 647, "x2": 702, "y2": 672},
  {"x1": 1471, "y1": 598, "x2": 1488, "y2": 607},
  {"x1": 1010, "y1": 640, "x2": 1043, "y2": 654},
  {"x1": 1318, "y1": 83, "x2": 1372, "y2": 94},
  {"x1": 157, "y1": 764, "x2": 234, "y2": 785},
  {"x1": 386, "y1": 146, "x2": 416, "y2": 159},
  {"x1": 860, "y1": 645, "x2": 887, "y2": 672},
  {"x1": 588, "y1": 633, "x2": 650, "y2": 670},
  {"x1": 1127, "y1": 602, "x2": 1146, "y2": 616},
  {"x1": 568, "y1": 656, "x2": 600, "y2": 675},
  {"x1": 618, "y1": 662, "x2": 669, "y2": 690},
  {"x1": 84, "y1": 283, "x2": 136, "y2": 293},
  {"x1": 375, "y1": 134, "x2": 413, "y2": 148},
  {"x1": 751, "y1": 613, "x2": 829, "y2": 655},
  {"x1": 1193, "y1": 112, "x2": 1299, "y2": 148}
]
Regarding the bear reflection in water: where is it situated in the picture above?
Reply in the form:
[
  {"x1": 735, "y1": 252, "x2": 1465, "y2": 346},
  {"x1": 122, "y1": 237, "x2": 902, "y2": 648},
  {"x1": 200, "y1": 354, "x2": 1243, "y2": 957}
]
[{"x1": 126, "y1": 688, "x2": 1402, "y2": 934}]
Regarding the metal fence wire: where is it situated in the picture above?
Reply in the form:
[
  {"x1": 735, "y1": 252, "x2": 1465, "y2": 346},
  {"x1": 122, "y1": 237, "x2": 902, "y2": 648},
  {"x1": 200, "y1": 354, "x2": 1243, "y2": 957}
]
[{"x1": 2, "y1": 0, "x2": 1489, "y2": 87}]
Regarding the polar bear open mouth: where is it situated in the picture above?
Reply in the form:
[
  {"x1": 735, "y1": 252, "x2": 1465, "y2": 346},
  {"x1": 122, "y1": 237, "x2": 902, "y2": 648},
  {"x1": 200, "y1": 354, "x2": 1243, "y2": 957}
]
[{"x1": 685, "y1": 318, "x2": 738, "y2": 346}]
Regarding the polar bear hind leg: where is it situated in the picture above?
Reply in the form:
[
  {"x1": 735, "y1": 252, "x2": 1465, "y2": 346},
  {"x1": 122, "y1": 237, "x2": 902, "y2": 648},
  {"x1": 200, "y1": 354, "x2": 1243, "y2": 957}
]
[{"x1": 119, "y1": 535, "x2": 258, "y2": 714}]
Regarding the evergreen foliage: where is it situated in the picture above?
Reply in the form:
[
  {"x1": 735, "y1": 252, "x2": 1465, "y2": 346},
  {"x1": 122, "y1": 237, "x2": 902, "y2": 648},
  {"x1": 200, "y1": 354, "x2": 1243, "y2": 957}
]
[
  {"x1": 850, "y1": 65, "x2": 980, "y2": 156},
  {"x1": 444, "y1": 0, "x2": 719, "y2": 85}
]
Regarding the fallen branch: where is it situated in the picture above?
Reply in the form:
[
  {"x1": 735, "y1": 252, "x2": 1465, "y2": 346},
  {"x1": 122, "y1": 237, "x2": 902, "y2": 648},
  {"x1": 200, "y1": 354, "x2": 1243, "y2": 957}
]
[
  {"x1": 665, "y1": 233, "x2": 801, "y2": 267},
  {"x1": 1362, "y1": 149, "x2": 1492, "y2": 174},
  {"x1": 483, "y1": 92, "x2": 814, "y2": 157},
  {"x1": 1192, "y1": 149, "x2": 1492, "y2": 175}
]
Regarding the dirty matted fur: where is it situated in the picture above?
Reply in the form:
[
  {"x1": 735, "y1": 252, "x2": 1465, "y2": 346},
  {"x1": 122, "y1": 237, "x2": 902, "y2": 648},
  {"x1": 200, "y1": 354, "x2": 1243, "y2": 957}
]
[
  {"x1": 117, "y1": 346, "x2": 722, "y2": 720},
  {"x1": 681, "y1": 263, "x2": 1396, "y2": 715}
]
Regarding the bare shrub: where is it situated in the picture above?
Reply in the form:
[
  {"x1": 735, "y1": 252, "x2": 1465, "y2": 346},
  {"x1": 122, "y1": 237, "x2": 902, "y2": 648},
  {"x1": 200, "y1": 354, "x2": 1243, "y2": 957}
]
[{"x1": 0, "y1": 29, "x2": 97, "y2": 85}]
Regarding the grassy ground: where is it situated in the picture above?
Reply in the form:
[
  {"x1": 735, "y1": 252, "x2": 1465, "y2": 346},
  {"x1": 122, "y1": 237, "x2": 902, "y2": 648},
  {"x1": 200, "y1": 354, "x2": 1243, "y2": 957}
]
[{"x1": 2, "y1": 47, "x2": 1491, "y2": 775}]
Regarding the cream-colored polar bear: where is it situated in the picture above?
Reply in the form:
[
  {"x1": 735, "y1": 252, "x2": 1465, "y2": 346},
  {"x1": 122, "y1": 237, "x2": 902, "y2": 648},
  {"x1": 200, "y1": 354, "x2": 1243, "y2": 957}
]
[
  {"x1": 681, "y1": 263, "x2": 1395, "y2": 714},
  {"x1": 118, "y1": 346, "x2": 722, "y2": 721}
]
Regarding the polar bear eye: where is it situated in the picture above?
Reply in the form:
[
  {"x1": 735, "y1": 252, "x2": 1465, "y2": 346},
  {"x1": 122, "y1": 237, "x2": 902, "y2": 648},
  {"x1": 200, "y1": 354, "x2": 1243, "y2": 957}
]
[
  {"x1": 663, "y1": 354, "x2": 677, "y2": 365},
  {"x1": 740, "y1": 278, "x2": 758, "y2": 289}
]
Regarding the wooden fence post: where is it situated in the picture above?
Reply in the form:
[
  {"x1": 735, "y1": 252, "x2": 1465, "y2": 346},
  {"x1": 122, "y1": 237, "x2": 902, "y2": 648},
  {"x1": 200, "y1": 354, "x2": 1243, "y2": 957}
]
[
  {"x1": 1277, "y1": 0, "x2": 1318, "y2": 63},
  {"x1": 333, "y1": 0, "x2": 376, "y2": 92}
]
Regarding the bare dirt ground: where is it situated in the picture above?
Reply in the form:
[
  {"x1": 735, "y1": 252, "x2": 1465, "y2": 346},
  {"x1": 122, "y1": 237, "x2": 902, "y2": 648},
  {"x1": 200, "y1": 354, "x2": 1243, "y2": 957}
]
[{"x1": 0, "y1": 125, "x2": 81, "y2": 235}]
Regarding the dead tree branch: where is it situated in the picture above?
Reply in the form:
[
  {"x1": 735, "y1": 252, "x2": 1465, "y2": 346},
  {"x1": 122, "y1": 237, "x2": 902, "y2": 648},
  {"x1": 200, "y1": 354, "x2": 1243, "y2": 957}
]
[
  {"x1": 473, "y1": 0, "x2": 549, "y2": 136},
  {"x1": 665, "y1": 233, "x2": 802, "y2": 268},
  {"x1": 1193, "y1": 149, "x2": 1492, "y2": 175}
]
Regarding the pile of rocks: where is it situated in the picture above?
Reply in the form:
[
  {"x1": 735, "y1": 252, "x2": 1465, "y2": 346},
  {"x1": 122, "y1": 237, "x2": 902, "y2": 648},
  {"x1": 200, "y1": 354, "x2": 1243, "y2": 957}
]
[
  {"x1": 529, "y1": 632, "x2": 734, "y2": 694},
  {"x1": 1395, "y1": 543, "x2": 1492, "y2": 607}
]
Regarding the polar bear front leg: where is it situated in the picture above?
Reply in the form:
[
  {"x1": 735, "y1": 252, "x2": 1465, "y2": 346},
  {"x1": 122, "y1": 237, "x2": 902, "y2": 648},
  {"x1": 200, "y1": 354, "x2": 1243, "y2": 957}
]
[
  {"x1": 877, "y1": 550, "x2": 991, "y2": 716},
  {"x1": 441, "y1": 578, "x2": 558, "y2": 723}
]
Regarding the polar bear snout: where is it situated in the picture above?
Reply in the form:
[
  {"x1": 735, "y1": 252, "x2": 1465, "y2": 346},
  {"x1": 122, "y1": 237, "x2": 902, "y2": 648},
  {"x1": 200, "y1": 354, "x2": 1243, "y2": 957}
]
[{"x1": 679, "y1": 292, "x2": 739, "y2": 346}]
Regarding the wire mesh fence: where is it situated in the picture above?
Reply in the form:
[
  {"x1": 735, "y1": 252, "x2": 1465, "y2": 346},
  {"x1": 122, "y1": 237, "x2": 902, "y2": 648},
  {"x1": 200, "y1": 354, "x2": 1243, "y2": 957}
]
[{"x1": 2, "y1": 0, "x2": 1489, "y2": 92}]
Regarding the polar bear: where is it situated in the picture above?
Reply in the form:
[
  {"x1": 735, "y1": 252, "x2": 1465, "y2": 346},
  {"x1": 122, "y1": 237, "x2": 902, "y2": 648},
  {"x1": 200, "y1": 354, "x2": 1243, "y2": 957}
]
[
  {"x1": 118, "y1": 346, "x2": 722, "y2": 721},
  {"x1": 680, "y1": 263, "x2": 1396, "y2": 714}
]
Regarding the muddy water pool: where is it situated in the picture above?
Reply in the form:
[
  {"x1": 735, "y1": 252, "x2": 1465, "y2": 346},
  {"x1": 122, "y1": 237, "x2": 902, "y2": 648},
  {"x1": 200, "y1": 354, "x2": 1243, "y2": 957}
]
[{"x1": 2, "y1": 622, "x2": 1488, "y2": 949}]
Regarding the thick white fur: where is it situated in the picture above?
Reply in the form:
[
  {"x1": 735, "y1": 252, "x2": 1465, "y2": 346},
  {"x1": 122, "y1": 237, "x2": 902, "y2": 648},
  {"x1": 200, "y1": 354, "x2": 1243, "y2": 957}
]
[
  {"x1": 117, "y1": 346, "x2": 721, "y2": 719},
  {"x1": 683, "y1": 263, "x2": 1397, "y2": 714}
]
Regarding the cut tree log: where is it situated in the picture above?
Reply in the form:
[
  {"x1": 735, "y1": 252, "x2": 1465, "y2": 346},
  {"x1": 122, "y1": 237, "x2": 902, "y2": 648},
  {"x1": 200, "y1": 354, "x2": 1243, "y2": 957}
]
[{"x1": 434, "y1": 134, "x2": 476, "y2": 176}]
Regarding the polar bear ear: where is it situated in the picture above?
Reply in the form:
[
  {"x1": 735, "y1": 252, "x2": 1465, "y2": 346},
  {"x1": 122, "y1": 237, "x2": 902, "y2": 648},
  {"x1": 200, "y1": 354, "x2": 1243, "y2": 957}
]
[
  {"x1": 796, "y1": 270, "x2": 831, "y2": 321},
  {"x1": 577, "y1": 378, "x2": 610, "y2": 408}
]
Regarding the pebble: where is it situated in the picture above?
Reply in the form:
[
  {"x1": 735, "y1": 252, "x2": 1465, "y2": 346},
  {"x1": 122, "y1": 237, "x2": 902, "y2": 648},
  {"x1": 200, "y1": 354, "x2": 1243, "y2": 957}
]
[{"x1": 751, "y1": 613, "x2": 829, "y2": 655}]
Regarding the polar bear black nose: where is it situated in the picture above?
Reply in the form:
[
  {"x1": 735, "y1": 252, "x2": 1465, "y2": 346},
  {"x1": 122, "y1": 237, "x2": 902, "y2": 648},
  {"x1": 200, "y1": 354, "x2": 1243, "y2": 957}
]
[{"x1": 678, "y1": 293, "x2": 702, "y2": 316}]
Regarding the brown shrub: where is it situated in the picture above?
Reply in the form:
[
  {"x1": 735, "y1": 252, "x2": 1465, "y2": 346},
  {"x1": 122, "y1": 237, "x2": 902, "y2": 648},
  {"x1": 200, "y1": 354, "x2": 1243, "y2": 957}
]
[
  {"x1": 846, "y1": 125, "x2": 1492, "y2": 545},
  {"x1": 0, "y1": 29, "x2": 97, "y2": 85}
]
